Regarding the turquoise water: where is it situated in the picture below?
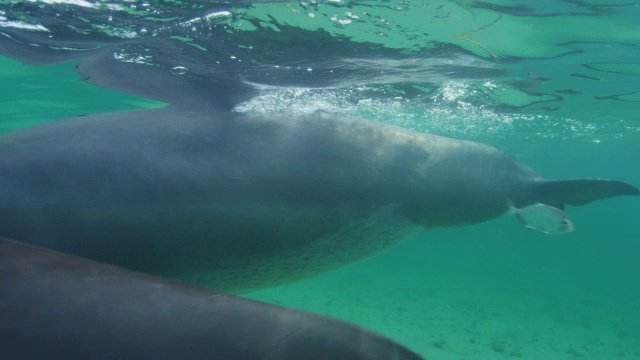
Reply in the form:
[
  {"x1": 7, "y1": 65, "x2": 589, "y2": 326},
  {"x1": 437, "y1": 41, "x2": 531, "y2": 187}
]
[{"x1": 1, "y1": 1, "x2": 639, "y2": 359}]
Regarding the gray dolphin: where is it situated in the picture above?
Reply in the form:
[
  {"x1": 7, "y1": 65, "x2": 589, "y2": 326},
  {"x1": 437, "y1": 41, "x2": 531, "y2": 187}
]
[
  {"x1": 0, "y1": 32, "x2": 638, "y2": 293},
  {"x1": 0, "y1": 106, "x2": 637, "y2": 292},
  {"x1": 0, "y1": 237, "x2": 423, "y2": 360}
]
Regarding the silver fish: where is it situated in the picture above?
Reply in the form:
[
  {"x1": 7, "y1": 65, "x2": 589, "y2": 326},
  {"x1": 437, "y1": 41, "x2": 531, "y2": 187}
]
[{"x1": 513, "y1": 203, "x2": 574, "y2": 235}]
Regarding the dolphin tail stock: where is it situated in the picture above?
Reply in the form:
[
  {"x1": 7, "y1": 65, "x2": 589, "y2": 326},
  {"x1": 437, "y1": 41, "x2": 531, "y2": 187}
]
[{"x1": 529, "y1": 179, "x2": 640, "y2": 209}]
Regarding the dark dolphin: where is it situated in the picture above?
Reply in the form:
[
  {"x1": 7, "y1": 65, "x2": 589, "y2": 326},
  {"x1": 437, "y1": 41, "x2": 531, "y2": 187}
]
[
  {"x1": 0, "y1": 105, "x2": 637, "y2": 292},
  {"x1": 0, "y1": 13, "x2": 638, "y2": 291},
  {"x1": 0, "y1": 237, "x2": 423, "y2": 360},
  {"x1": 0, "y1": 35, "x2": 638, "y2": 291}
]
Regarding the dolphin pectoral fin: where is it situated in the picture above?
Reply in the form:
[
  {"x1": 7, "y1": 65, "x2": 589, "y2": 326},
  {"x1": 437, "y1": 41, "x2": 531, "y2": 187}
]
[{"x1": 532, "y1": 179, "x2": 640, "y2": 208}]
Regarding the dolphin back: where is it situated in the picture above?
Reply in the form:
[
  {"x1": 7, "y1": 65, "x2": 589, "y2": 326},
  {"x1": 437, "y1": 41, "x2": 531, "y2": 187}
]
[
  {"x1": 529, "y1": 179, "x2": 640, "y2": 208},
  {"x1": 0, "y1": 238, "x2": 423, "y2": 360}
]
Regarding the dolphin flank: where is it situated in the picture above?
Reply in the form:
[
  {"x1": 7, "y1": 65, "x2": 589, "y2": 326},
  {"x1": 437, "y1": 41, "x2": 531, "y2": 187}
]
[
  {"x1": 0, "y1": 237, "x2": 423, "y2": 360},
  {"x1": 0, "y1": 107, "x2": 637, "y2": 292}
]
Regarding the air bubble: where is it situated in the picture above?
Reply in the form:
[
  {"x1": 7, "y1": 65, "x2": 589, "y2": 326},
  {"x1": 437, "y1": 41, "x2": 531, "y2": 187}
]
[{"x1": 171, "y1": 66, "x2": 188, "y2": 75}]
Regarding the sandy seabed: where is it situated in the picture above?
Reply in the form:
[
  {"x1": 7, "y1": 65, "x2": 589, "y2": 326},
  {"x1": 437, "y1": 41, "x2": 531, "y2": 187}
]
[{"x1": 247, "y1": 215, "x2": 640, "y2": 360}]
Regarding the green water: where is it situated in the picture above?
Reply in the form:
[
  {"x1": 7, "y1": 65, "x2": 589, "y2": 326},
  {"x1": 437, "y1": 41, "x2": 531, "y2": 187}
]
[
  {"x1": 1, "y1": 1, "x2": 639, "y2": 359},
  {"x1": 0, "y1": 57, "x2": 165, "y2": 133}
]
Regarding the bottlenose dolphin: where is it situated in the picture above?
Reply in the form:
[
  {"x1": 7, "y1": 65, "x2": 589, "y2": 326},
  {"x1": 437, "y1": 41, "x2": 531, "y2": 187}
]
[
  {"x1": 0, "y1": 104, "x2": 637, "y2": 292},
  {"x1": 0, "y1": 20, "x2": 638, "y2": 294},
  {"x1": 0, "y1": 237, "x2": 423, "y2": 360},
  {"x1": 0, "y1": 35, "x2": 639, "y2": 291}
]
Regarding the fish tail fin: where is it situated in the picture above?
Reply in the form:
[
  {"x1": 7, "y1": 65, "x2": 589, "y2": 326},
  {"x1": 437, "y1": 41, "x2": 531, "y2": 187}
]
[{"x1": 530, "y1": 179, "x2": 639, "y2": 209}]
